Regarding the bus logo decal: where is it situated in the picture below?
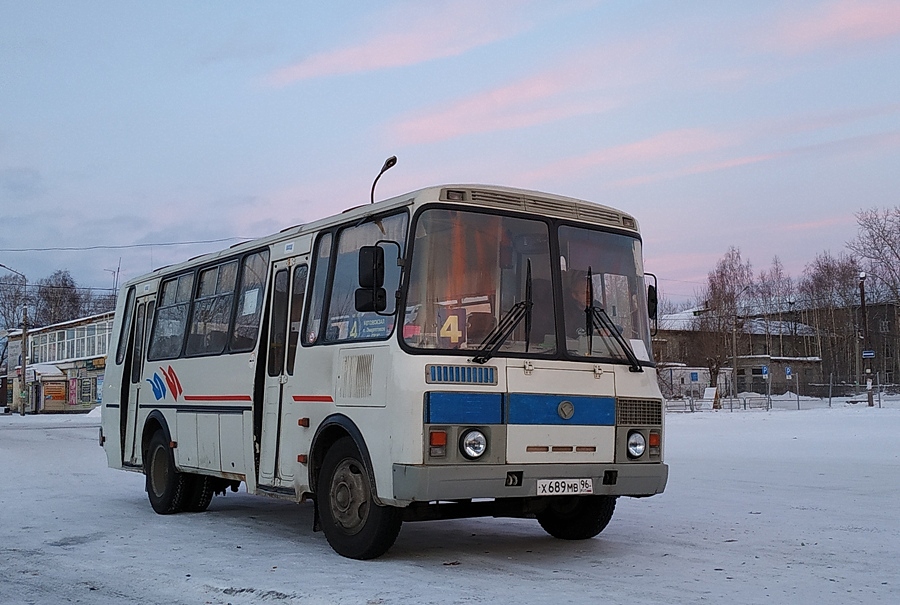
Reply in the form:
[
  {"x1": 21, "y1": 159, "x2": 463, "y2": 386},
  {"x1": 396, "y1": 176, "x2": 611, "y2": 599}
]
[
  {"x1": 146, "y1": 366, "x2": 183, "y2": 401},
  {"x1": 147, "y1": 374, "x2": 167, "y2": 400},
  {"x1": 161, "y1": 366, "x2": 183, "y2": 400},
  {"x1": 558, "y1": 400, "x2": 575, "y2": 420}
]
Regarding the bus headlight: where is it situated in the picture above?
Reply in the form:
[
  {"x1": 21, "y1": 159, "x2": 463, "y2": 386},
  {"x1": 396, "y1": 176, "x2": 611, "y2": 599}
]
[
  {"x1": 460, "y1": 429, "x2": 487, "y2": 460},
  {"x1": 627, "y1": 431, "x2": 646, "y2": 458}
]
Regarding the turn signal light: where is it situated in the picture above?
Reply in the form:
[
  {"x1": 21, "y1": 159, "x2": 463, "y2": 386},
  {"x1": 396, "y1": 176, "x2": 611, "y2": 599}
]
[
  {"x1": 648, "y1": 432, "x2": 661, "y2": 447},
  {"x1": 429, "y1": 430, "x2": 447, "y2": 457}
]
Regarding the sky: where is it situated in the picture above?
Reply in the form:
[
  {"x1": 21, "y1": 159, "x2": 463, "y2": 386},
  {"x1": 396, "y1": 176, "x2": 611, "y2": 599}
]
[
  {"x1": 2, "y1": 0, "x2": 899, "y2": 306},
  {"x1": 2, "y1": 401, "x2": 898, "y2": 603}
]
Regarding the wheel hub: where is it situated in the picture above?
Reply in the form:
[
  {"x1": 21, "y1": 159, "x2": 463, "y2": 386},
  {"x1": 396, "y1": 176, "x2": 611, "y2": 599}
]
[{"x1": 329, "y1": 458, "x2": 370, "y2": 535}]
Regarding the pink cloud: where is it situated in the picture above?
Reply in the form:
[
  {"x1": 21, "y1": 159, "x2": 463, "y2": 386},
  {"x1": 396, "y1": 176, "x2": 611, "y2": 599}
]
[
  {"x1": 768, "y1": 0, "x2": 900, "y2": 54},
  {"x1": 612, "y1": 151, "x2": 782, "y2": 188},
  {"x1": 526, "y1": 128, "x2": 737, "y2": 184},
  {"x1": 264, "y1": 3, "x2": 532, "y2": 86},
  {"x1": 388, "y1": 35, "x2": 667, "y2": 145},
  {"x1": 390, "y1": 71, "x2": 620, "y2": 146}
]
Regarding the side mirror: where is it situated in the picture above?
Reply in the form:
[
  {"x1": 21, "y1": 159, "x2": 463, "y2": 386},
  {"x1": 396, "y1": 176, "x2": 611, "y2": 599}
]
[
  {"x1": 355, "y1": 245, "x2": 387, "y2": 312},
  {"x1": 358, "y1": 245, "x2": 384, "y2": 288},
  {"x1": 355, "y1": 288, "x2": 387, "y2": 313},
  {"x1": 647, "y1": 284, "x2": 658, "y2": 320}
]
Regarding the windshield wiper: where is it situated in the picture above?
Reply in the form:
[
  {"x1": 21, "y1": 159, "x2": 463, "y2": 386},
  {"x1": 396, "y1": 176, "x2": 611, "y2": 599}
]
[
  {"x1": 585, "y1": 267, "x2": 643, "y2": 372},
  {"x1": 472, "y1": 261, "x2": 533, "y2": 364},
  {"x1": 587, "y1": 305, "x2": 643, "y2": 372}
]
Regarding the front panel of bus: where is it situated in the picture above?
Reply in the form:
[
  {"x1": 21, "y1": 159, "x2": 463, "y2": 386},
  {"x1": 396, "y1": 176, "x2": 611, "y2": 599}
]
[{"x1": 379, "y1": 199, "x2": 666, "y2": 503}]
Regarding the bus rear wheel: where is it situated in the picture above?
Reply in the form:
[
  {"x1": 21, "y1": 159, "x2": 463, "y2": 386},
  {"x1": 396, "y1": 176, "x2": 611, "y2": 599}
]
[
  {"x1": 145, "y1": 430, "x2": 187, "y2": 514},
  {"x1": 182, "y1": 474, "x2": 214, "y2": 512},
  {"x1": 317, "y1": 437, "x2": 402, "y2": 559},
  {"x1": 536, "y1": 495, "x2": 616, "y2": 540}
]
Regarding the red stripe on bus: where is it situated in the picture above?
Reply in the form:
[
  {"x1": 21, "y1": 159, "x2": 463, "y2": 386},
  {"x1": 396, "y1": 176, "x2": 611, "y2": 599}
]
[
  {"x1": 292, "y1": 395, "x2": 334, "y2": 403},
  {"x1": 183, "y1": 395, "x2": 253, "y2": 401}
]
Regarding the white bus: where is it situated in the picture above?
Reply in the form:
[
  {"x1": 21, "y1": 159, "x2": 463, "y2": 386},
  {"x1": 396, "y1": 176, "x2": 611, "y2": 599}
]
[{"x1": 101, "y1": 184, "x2": 667, "y2": 559}]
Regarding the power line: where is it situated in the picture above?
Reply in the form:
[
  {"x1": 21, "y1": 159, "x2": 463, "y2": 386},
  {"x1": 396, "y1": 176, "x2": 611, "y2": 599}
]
[
  {"x1": 0, "y1": 281, "x2": 116, "y2": 294},
  {"x1": 0, "y1": 236, "x2": 257, "y2": 253}
]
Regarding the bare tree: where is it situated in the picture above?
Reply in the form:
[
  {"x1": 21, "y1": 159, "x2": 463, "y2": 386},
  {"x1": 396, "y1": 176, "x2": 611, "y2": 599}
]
[
  {"x1": 753, "y1": 256, "x2": 795, "y2": 356},
  {"x1": 33, "y1": 269, "x2": 83, "y2": 327},
  {"x1": 81, "y1": 289, "x2": 117, "y2": 316},
  {"x1": 0, "y1": 271, "x2": 27, "y2": 330},
  {"x1": 695, "y1": 248, "x2": 754, "y2": 393},
  {"x1": 798, "y1": 251, "x2": 862, "y2": 382},
  {"x1": 848, "y1": 208, "x2": 900, "y2": 302}
]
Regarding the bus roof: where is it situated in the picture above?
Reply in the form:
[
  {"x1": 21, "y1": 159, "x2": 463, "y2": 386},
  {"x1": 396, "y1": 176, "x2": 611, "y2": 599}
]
[{"x1": 121, "y1": 184, "x2": 637, "y2": 289}]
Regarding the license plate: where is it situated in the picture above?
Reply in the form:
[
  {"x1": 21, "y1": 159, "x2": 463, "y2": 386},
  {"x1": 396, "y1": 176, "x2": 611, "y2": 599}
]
[{"x1": 536, "y1": 478, "x2": 593, "y2": 496}]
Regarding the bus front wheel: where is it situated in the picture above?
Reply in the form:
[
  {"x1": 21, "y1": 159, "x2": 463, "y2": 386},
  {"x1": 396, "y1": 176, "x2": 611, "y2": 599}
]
[
  {"x1": 145, "y1": 430, "x2": 187, "y2": 514},
  {"x1": 317, "y1": 437, "x2": 402, "y2": 559},
  {"x1": 536, "y1": 495, "x2": 616, "y2": 540}
]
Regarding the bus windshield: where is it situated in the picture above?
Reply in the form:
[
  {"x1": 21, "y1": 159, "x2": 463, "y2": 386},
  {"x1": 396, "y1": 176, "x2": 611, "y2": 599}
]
[
  {"x1": 402, "y1": 208, "x2": 653, "y2": 364},
  {"x1": 558, "y1": 225, "x2": 652, "y2": 362}
]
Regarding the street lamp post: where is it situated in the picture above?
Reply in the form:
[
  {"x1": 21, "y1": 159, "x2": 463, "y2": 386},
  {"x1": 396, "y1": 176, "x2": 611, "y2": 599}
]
[
  {"x1": 0, "y1": 263, "x2": 27, "y2": 415},
  {"x1": 859, "y1": 272, "x2": 874, "y2": 407},
  {"x1": 732, "y1": 285, "x2": 750, "y2": 404}
]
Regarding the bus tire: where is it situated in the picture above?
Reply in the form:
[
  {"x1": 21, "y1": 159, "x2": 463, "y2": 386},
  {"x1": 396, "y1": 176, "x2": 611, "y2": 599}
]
[
  {"x1": 145, "y1": 430, "x2": 187, "y2": 515},
  {"x1": 536, "y1": 495, "x2": 616, "y2": 540},
  {"x1": 182, "y1": 474, "x2": 214, "y2": 512},
  {"x1": 317, "y1": 437, "x2": 402, "y2": 559}
]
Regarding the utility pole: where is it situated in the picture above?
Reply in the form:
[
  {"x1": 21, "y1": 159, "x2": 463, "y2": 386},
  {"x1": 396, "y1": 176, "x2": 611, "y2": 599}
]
[
  {"x1": 0, "y1": 262, "x2": 28, "y2": 415},
  {"x1": 860, "y1": 272, "x2": 874, "y2": 407},
  {"x1": 21, "y1": 301, "x2": 27, "y2": 415}
]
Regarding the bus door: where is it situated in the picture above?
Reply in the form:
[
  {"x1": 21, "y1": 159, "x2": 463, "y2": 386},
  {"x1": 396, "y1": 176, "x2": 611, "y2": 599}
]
[
  {"x1": 123, "y1": 296, "x2": 155, "y2": 465},
  {"x1": 258, "y1": 258, "x2": 308, "y2": 487}
]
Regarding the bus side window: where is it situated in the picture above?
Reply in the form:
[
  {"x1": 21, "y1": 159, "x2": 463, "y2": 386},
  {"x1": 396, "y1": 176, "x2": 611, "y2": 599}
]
[
  {"x1": 230, "y1": 250, "x2": 270, "y2": 352},
  {"x1": 148, "y1": 273, "x2": 194, "y2": 361},
  {"x1": 322, "y1": 213, "x2": 407, "y2": 343},
  {"x1": 115, "y1": 287, "x2": 136, "y2": 366},
  {"x1": 186, "y1": 260, "x2": 237, "y2": 357},
  {"x1": 303, "y1": 233, "x2": 333, "y2": 345},
  {"x1": 130, "y1": 302, "x2": 145, "y2": 384},
  {"x1": 287, "y1": 265, "x2": 308, "y2": 375}
]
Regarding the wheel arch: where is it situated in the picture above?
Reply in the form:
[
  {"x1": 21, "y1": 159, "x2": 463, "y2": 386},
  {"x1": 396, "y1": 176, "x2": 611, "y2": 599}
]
[
  {"x1": 309, "y1": 414, "x2": 380, "y2": 503},
  {"x1": 141, "y1": 410, "x2": 172, "y2": 468}
]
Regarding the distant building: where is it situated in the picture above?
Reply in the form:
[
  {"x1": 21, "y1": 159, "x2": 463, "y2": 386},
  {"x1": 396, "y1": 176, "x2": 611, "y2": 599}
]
[
  {"x1": 5, "y1": 312, "x2": 113, "y2": 413},
  {"x1": 654, "y1": 306, "x2": 823, "y2": 397}
]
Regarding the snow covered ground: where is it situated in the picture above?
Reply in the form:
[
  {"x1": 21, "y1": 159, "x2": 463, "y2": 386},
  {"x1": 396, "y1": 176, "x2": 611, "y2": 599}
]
[{"x1": 1, "y1": 399, "x2": 897, "y2": 605}]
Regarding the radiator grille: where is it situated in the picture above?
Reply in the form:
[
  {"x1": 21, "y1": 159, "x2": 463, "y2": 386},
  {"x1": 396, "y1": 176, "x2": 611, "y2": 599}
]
[{"x1": 616, "y1": 398, "x2": 663, "y2": 426}]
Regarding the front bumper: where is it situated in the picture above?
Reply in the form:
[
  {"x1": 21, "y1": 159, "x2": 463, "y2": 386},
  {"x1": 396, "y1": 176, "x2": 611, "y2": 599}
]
[{"x1": 393, "y1": 462, "x2": 668, "y2": 503}]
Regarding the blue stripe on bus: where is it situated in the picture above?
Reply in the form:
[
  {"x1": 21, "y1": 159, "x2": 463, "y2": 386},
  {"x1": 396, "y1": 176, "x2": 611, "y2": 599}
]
[
  {"x1": 425, "y1": 392, "x2": 503, "y2": 425},
  {"x1": 506, "y1": 394, "x2": 615, "y2": 426}
]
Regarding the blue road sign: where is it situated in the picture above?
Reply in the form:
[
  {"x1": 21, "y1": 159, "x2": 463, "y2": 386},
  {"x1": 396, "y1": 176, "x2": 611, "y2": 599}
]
[
  {"x1": 761, "y1": 365, "x2": 768, "y2": 376},
  {"x1": 862, "y1": 350, "x2": 875, "y2": 359},
  {"x1": 690, "y1": 371, "x2": 699, "y2": 383},
  {"x1": 785, "y1": 366, "x2": 792, "y2": 378}
]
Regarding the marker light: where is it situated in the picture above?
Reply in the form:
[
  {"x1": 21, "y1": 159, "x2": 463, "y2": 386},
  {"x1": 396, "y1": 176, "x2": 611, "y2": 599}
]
[{"x1": 429, "y1": 430, "x2": 447, "y2": 457}]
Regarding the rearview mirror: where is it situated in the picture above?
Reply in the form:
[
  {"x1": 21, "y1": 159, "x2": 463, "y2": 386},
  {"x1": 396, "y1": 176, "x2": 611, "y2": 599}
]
[
  {"x1": 358, "y1": 245, "x2": 384, "y2": 288},
  {"x1": 356, "y1": 245, "x2": 387, "y2": 312}
]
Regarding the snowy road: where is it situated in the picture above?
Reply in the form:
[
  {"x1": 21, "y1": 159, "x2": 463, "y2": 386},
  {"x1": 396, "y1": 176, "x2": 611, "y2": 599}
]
[{"x1": 1, "y1": 404, "x2": 897, "y2": 605}]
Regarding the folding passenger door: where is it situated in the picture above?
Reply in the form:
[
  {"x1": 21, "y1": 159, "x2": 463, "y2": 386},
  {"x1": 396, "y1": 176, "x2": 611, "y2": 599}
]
[
  {"x1": 258, "y1": 257, "x2": 308, "y2": 488},
  {"x1": 123, "y1": 296, "x2": 155, "y2": 465}
]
